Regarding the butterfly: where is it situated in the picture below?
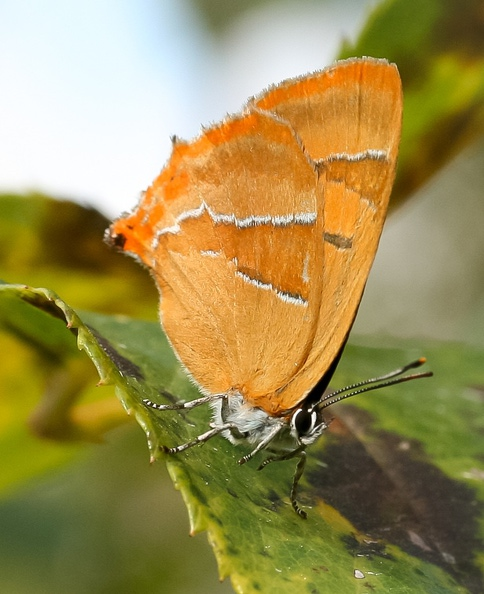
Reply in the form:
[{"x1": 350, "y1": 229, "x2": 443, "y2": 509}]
[{"x1": 107, "y1": 57, "x2": 431, "y2": 518}]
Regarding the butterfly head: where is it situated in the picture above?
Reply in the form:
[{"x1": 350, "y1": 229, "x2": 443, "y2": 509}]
[{"x1": 289, "y1": 403, "x2": 327, "y2": 446}]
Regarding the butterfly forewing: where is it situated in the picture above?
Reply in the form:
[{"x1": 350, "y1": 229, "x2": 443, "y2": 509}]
[{"x1": 249, "y1": 58, "x2": 402, "y2": 411}]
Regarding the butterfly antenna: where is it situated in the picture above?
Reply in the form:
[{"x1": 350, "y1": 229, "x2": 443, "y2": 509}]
[{"x1": 315, "y1": 357, "x2": 432, "y2": 412}]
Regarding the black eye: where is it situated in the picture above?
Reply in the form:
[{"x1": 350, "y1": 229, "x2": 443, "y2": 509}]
[{"x1": 292, "y1": 407, "x2": 317, "y2": 437}]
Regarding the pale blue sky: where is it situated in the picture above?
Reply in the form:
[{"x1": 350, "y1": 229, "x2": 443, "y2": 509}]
[{"x1": 0, "y1": 0, "x2": 369, "y2": 216}]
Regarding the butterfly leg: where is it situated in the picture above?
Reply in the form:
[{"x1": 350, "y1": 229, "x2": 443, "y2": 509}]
[
  {"x1": 258, "y1": 447, "x2": 308, "y2": 519},
  {"x1": 161, "y1": 422, "x2": 239, "y2": 454},
  {"x1": 237, "y1": 423, "x2": 284, "y2": 465},
  {"x1": 290, "y1": 452, "x2": 308, "y2": 519},
  {"x1": 143, "y1": 392, "x2": 224, "y2": 411}
]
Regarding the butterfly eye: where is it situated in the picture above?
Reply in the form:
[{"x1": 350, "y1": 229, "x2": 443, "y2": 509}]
[{"x1": 291, "y1": 407, "x2": 318, "y2": 438}]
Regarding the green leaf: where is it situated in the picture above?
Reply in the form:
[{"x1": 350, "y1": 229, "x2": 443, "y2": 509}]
[
  {"x1": 1, "y1": 283, "x2": 483, "y2": 593},
  {"x1": 338, "y1": 0, "x2": 484, "y2": 208},
  {"x1": 0, "y1": 192, "x2": 158, "y2": 317}
]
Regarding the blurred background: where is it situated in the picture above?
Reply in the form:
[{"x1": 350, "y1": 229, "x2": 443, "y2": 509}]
[
  {"x1": 0, "y1": 0, "x2": 369, "y2": 215},
  {"x1": 1, "y1": 0, "x2": 483, "y2": 592}
]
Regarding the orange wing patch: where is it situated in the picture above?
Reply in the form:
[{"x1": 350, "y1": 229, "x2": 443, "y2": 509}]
[{"x1": 109, "y1": 58, "x2": 402, "y2": 415}]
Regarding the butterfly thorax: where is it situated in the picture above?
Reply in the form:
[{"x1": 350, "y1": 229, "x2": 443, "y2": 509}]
[{"x1": 210, "y1": 391, "x2": 328, "y2": 454}]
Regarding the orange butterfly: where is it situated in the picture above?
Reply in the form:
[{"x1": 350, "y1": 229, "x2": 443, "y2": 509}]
[{"x1": 107, "y1": 57, "x2": 431, "y2": 518}]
